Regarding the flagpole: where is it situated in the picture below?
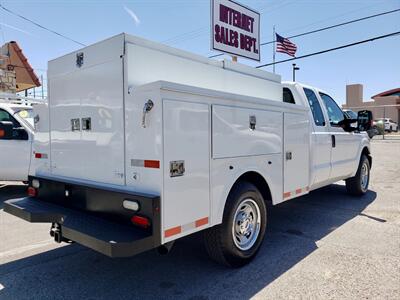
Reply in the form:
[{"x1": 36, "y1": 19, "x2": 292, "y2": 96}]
[{"x1": 272, "y1": 25, "x2": 276, "y2": 73}]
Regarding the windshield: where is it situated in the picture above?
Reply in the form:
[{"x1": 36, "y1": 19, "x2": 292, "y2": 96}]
[{"x1": 13, "y1": 108, "x2": 34, "y2": 128}]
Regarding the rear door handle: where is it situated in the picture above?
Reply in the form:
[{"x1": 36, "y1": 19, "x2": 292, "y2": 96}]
[{"x1": 331, "y1": 135, "x2": 336, "y2": 148}]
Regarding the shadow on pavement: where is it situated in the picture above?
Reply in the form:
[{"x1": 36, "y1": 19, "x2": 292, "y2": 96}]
[
  {"x1": 0, "y1": 184, "x2": 27, "y2": 210},
  {"x1": 0, "y1": 184, "x2": 376, "y2": 299}
]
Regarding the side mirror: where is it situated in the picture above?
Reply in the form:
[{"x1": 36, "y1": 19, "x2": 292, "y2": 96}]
[
  {"x1": 357, "y1": 110, "x2": 373, "y2": 132},
  {"x1": 0, "y1": 121, "x2": 13, "y2": 140}
]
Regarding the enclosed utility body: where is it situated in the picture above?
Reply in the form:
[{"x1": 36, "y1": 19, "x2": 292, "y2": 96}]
[{"x1": 5, "y1": 34, "x2": 371, "y2": 266}]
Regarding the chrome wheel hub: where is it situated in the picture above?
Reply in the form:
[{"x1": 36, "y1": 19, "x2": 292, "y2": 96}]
[
  {"x1": 360, "y1": 162, "x2": 369, "y2": 191},
  {"x1": 232, "y1": 199, "x2": 261, "y2": 251}
]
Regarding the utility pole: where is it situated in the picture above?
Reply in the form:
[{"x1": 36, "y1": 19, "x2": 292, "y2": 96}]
[
  {"x1": 272, "y1": 25, "x2": 276, "y2": 73},
  {"x1": 41, "y1": 74, "x2": 44, "y2": 99},
  {"x1": 292, "y1": 63, "x2": 300, "y2": 82}
]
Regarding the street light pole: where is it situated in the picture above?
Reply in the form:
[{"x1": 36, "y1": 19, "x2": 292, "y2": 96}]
[{"x1": 292, "y1": 63, "x2": 300, "y2": 82}]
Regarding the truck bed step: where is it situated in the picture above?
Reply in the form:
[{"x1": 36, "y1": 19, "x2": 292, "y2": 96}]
[{"x1": 4, "y1": 198, "x2": 157, "y2": 257}]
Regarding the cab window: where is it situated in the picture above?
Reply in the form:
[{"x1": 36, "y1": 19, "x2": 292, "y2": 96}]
[
  {"x1": 283, "y1": 88, "x2": 296, "y2": 104},
  {"x1": 319, "y1": 93, "x2": 345, "y2": 126},
  {"x1": 303, "y1": 88, "x2": 325, "y2": 126},
  {"x1": 0, "y1": 109, "x2": 20, "y2": 128}
]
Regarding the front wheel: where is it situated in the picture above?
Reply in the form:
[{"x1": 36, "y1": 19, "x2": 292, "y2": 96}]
[
  {"x1": 204, "y1": 182, "x2": 267, "y2": 267},
  {"x1": 345, "y1": 155, "x2": 370, "y2": 196}
]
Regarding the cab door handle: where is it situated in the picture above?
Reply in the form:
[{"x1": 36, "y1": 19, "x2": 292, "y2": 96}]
[{"x1": 331, "y1": 135, "x2": 336, "y2": 148}]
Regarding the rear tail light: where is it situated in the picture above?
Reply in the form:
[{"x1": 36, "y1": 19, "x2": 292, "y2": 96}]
[
  {"x1": 131, "y1": 215, "x2": 150, "y2": 229},
  {"x1": 27, "y1": 187, "x2": 37, "y2": 197}
]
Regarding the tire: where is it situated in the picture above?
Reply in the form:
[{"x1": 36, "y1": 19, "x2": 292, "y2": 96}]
[
  {"x1": 204, "y1": 182, "x2": 267, "y2": 267},
  {"x1": 345, "y1": 155, "x2": 370, "y2": 196}
]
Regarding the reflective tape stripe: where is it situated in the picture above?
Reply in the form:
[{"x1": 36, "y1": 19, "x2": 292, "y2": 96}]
[
  {"x1": 165, "y1": 226, "x2": 181, "y2": 238},
  {"x1": 283, "y1": 192, "x2": 291, "y2": 198},
  {"x1": 195, "y1": 217, "x2": 209, "y2": 227},
  {"x1": 131, "y1": 159, "x2": 160, "y2": 169},
  {"x1": 284, "y1": 186, "x2": 309, "y2": 199},
  {"x1": 164, "y1": 217, "x2": 209, "y2": 238},
  {"x1": 34, "y1": 153, "x2": 48, "y2": 159}
]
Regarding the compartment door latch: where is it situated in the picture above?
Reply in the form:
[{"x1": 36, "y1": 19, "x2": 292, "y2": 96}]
[{"x1": 142, "y1": 100, "x2": 154, "y2": 128}]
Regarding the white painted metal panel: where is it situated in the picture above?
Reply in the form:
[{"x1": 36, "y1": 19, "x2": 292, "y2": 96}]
[
  {"x1": 212, "y1": 105, "x2": 282, "y2": 159},
  {"x1": 31, "y1": 103, "x2": 50, "y2": 175},
  {"x1": 283, "y1": 112, "x2": 310, "y2": 199},
  {"x1": 125, "y1": 88, "x2": 163, "y2": 195},
  {"x1": 80, "y1": 58, "x2": 125, "y2": 185},
  {"x1": 49, "y1": 73, "x2": 83, "y2": 179},
  {"x1": 49, "y1": 58, "x2": 125, "y2": 185},
  {"x1": 125, "y1": 43, "x2": 282, "y2": 101},
  {"x1": 163, "y1": 100, "x2": 210, "y2": 240}
]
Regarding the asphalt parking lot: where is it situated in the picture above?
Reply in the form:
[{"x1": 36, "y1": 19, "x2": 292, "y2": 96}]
[{"x1": 0, "y1": 140, "x2": 399, "y2": 299}]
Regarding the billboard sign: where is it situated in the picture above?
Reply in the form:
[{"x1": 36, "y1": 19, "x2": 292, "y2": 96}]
[{"x1": 211, "y1": 0, "x2": 260, "y2": 61}]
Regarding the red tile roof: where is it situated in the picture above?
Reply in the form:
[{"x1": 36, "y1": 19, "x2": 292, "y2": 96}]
[{"x1": 372, "y1": 88, "x2": 400, "y2": 99}]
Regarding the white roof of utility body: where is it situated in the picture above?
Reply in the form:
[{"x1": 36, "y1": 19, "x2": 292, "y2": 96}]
[
  {"x1": 50, "y1": 33, "x2": 281, "y2": 84},
  {"x1": 48, "y1": 33, "x2": 282, "y2": 102}
]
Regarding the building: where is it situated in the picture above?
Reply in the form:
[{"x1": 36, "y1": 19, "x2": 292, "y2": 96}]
[
  {"x1": 0, "y1": 41, "x2": 41, "y2": 94},
  {"x1": 343, "y1": 84, "x2": 400, "y2": 123}
]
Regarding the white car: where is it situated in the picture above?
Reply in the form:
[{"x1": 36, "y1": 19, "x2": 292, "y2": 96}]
[
  {"x1": 0, "y1": 98, "x2": 39, "y2": 181},
  {"x1": 374, "y1": 118, "x2": 398, "y2": 132}
]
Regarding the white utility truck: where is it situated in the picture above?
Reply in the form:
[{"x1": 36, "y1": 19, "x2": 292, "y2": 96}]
[
  {"x1": 4, "y1": 34, "x2": 372, "y2": 267},
  {"x1": 0, "y1": 95, "x2": 44, "y2": 181}
]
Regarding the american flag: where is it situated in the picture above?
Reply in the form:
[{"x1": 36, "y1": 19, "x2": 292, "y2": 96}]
[{"x1": 276, "y1": 33, "x2": 297, "y2": 57}]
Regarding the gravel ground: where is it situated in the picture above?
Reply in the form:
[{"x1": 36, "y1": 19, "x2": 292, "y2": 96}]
[{"x1": 0, "y1": 140, "x2": 399, "y2": 299}]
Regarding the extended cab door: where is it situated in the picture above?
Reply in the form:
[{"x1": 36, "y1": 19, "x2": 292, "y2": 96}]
[
  {"x1": 302, "y1": 87, "x2": 332, "y2": 186},
  {"x1": 0, "y1": 108, "x2": 31, "y2": 181},
  {"x1": 318, "y1": 92, "x2": 360, "y2": 179}
]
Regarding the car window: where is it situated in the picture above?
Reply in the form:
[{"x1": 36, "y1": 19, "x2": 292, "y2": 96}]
[
  {"x1": 319, "y1": 93, "x2": 345, "y2": 126},
  {"x1": 0, "y1": 109, "x2": 20, "y2": 128},
  {"x1": 283, "y1": 88, "x2": 296, "y2": 104},
  {"x1": 303, "y1": 88, "x2": 325, "y2": 126}
]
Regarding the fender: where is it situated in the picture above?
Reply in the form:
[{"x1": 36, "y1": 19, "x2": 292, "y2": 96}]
[
  {"x1": 350, "y1": 133, "x2": 371, "y2": 177},
  {"x1": 212, "y1": 161, "x2": 277, "y2": 226}
]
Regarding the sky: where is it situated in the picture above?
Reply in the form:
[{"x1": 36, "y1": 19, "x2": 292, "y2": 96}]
[{"x1": 1, "y1": 0, "x2": 399, "y2": 104}]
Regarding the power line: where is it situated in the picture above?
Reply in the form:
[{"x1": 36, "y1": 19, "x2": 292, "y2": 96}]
[
  {"x1": 163, "y1": 0, "x2": 295, "y2": 46},
  {"x1": 0, "y1": 4, "x2": 86, "y2": 47},
  {"x1": 255, "y1": 31, "x2": 400, "y2": 68},
  {"x1": 209, "y1": 8, "x2": 400, "y2": 58}
]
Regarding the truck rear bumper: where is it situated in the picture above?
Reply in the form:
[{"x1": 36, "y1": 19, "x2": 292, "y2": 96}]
[{"x1": 4, "y1": 197, "x2": 161, "y2": 257}]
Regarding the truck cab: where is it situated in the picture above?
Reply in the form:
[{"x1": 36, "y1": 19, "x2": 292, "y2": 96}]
[
  {"x1": 283, "y1": 82, "x2": 371, "y2": 191},
  {"x1": 0, "y1": 99, "x2": 36, "y2": 181}
]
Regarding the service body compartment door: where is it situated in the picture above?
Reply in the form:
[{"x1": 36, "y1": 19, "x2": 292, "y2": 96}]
[
  {"x1": 212, "y1": 105, "x2": 282, "y2": 159},
  {"x1": 163, "y1": 100, "x2": 210, "y2": 241},
  {"x1": 283, "y1": 111, "x2": 310, "y2": 199},
  {"x1": 49, "y1": 56, "x2": 125, "y2": 185}
]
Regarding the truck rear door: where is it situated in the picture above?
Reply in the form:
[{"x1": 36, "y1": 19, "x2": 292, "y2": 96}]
[
  {"x1": 302, "y1": 87, "x2": 332, "y2": 186},
  {"x1": 48, "y1": 35, "x2": 125, "y2": 185}
]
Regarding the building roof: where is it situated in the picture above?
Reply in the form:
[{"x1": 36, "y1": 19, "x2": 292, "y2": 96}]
[
  {"x1": 372, "y1": 88, "x2": 400, "y2": 99},
  {"x1": 2, "y1": 41, "x2": 41, "y2": 92}
]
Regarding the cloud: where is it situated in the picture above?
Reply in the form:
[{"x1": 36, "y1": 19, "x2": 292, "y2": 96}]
[
  {"x1": 123, "y1": 6, "x2": 140, "y2": 26},
  {"x1": 0, "y1": 22, "x2": 34, "y2": 36}
]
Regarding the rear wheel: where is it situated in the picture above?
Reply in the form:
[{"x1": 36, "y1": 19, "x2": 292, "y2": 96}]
[
  {"x1": 204, "y1": 182, "x2": 267, "y2": 267},
  {"x1": 345, "y1": 155, "x2": 370, "y2": 196}
]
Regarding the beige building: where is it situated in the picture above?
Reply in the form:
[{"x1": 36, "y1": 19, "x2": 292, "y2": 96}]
[{"x1": 343, "y1": 84, "x2": 400, "y2": 123}]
